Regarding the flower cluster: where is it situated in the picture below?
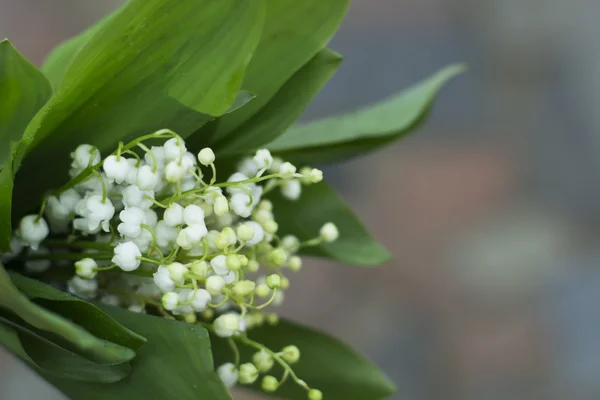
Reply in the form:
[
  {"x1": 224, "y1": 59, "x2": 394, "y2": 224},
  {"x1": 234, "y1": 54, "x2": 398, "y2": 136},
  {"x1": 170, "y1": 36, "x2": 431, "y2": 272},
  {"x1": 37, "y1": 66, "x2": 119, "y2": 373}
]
[{"x1": 3, "y1": 129, "x2": 338, "y2": 398}]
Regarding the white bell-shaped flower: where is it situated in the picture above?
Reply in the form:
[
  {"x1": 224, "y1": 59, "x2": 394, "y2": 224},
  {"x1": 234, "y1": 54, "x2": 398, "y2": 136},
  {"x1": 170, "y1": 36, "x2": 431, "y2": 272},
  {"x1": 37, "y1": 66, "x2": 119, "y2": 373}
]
[
  {"x1": 205, "y1": 275, "x2": 225, "y2": 295},
  {"x1": 155, "y1": 221, "x2": 178, "y2": 251},
  {"x1": 176, "y1": 224, "x2": 207, "y2": 249},
  {"x1": 237, "y1": 157, "x2": 259, "y2": 177},
  {"x1": 281, "y1": 179, "x2": 301, "y2": 200},
  {"x1": 163, "y1": 138, "x2": 187, "y2": 161},
  {"x1": 18, "y1": 215, "x2": 49, "y2": 250},
  {"x1": 75, "y1": 258, "x2": 97, "y2": 279},
  {"x1": 144, "y1": 146, "x2": 166, "y2": 170},
  {"x1": 164, "y1": 203, "x2": 184, "y2": 226},
  {"x1": 103, "y1": 155, "x2": 131, "y2": 184},
  {"x1": 217, "y1": 363, "x2": 239, "y2": 388},
  {"x1": 253, "y1": 149, "x2": 273, "y2": 170},
  {"x1": 112, "y1": 241, "x2": 142, "y2": 271},
  {"x1": 117, "y1": 207, "x2": 146, "y2": 238},
  {"x1": 161, "y1": 292, "x2": 179, "y2": 311},
  {"x1": 68, "y1": 276, "x2": 98, "y2": 299},
  {"x1": 213, "y1": 313, "x2": 241, "y2": 338},
  {"x1": 122, "y1": 185, "x2": 154, "y2": 209},
  {"x1": 136, "y1": 165, "x2": 160, "y2": 190},
  {"x1": 153, "y1": 265, "x2": 175, "y2": 293},
  {"x1": 183, "y1": 204, "x2": 205, "y2": 226},
  {"x1": 243, "y1": 221, "x2": 264, "y2": 246},
  {"x1": 165, "y1": 160, "x2": 185, "y2": 183},
  {"x1": 71, "y1": 144, "x2": 101, "y2": 171},
  {"x1": 131, "y1": 229, "x2": 153, "y2": 253},
  {"x1": 77, "y1": 195, "x2": 115, "y2": 232},
  {"x1": 210, "y1": 255, "x2": 229, "y2": 275}
]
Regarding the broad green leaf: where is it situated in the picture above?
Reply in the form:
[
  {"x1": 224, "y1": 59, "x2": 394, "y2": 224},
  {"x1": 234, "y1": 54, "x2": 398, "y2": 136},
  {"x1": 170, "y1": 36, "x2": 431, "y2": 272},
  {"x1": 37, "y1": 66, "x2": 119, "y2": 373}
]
[
  {"x1": 268, "y1": 64, "x2": 465, "y2": 164},
  {"x1": 0, "y1": 266, "x2": 137, "y2": 364},
  {"x1": 10, "y1": 273, "x2": 146, "y2": 352},
  {"x1": 0, "y1": 313, "x2": 131, "y2": 383},
  {"x1": 41, "y1": 9, "x2": 119, "y2": 89},
  {"x1": 44, "y1": 307, "x2": 232, "y2": 400},
  {"x1": 12, "y1": 0, "x2": 265, "y2": 216},
  {"x1": 211, "y1": 319, "x2": 396, "y2": 400},
  {"x1": 271, "y1": 181, "x2": 391, "y2": 266},
  {"x1": 0, "y1": 156, "x2": 14, "y2": 250},
  {"x1": 188, "y1": 0, "x2": 349, "y2": 148},
  {"x1": 0, "y1": 40, "x2": 52, "y2": 167},
  {"x1": 216, "y1": 49, "x2": 342, "y2": 154}
]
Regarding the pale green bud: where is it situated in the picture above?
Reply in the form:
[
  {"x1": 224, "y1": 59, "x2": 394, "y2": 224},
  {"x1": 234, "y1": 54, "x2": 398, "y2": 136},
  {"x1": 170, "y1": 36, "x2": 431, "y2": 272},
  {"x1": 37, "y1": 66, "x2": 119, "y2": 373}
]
[
  {"x1": 233, "y1": 280, "x2": 256, "y2": 297},
  {"x1": 190, "y1": 260, "x2": 210, "y2": 280},
  {"x1": 184, "y1": 313, "x2": 197, "y2": 324},
  {"x1": 281, "y1": 345, "x2": 300, "y2": 364},
  {"x1": 238, "y1": 254, "x2": 249, "y2": 266},
  {"x1": 252, "y1": 349, "x2": 274, "y2": 372},
  {"x1": 266, "y1": 274, "x2": 281, "y2": 289},
  {"x1": 245, "y1": 259, "x2": 259, "y2": 272},
  {"x1": 237, "y1": 223, "x2": 255, "y2": 241},
  {"x1": 262, "y1": 220, "x2": 278, "y2": 234},
  {"x1": 239, "y1": 362, "x2": 259, "y2": 384},
  {"x1": 280, "y1": 276, "x2": 290, "y2": 290},
  {"x1": 266, "y1": 313, "x2": 279, "y2": 325},
  {"x1": 308, "y1": 389, "x2": 323, "y2": 400},
  {"x1": 255, "y1": 284, "x2": 271, "y2": 298},
  {"x1": 262, "y1": 375, "x2": 279, "y2": 392},
  {"x1": 268, "y1": 248, "x2": 287, "y2": 266},
  {"x1": 288, "y1": 256, "x2": 302, "y2": 272},
  {"x1": 226, "y1": 254, "x2": 241, "y2": 271}
]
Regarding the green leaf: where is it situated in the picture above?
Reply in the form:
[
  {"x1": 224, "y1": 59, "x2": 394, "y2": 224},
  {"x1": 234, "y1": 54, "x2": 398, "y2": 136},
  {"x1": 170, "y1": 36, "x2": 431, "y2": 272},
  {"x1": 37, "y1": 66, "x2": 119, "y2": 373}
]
[
  {"x1": 0, "y1": 266, "x2": 138, "y2": 364},
  {"x1": 0, "y1": 156, "x2": 14, "y2": 251},
  {"x1": 0, "y1": 313, "x2": 131, "y2": 383},
  {"x1": 271, "y1": 180, "x2": 391, "y2": 266},
  {"x1": 0, "y1": 40, "x2": 52, "y2": 167},
  {"x1": 10, "y1": 273, "x2": 146, "y2": 352},
  {"x1": 41, "y1": 9, "x2": 119, "y2": 89},
  {"x1": 216, "y1": 49, "x2": 342, "y2": 154},
  {"x1": 268, "y1": 64, "x2": 465, "y2": 164},
  {"x1": 188, "y1": 0, "x2": 349, "y2": 148},
  {"x1": 13, "y1": 0, "x2": 265, "y2": 216},
  {"x1": 211, "y1": 319, "x2": 396, "y2": 400},
  {"x1": 44, "y1": 307, "x2": 232, "y2": 400}
]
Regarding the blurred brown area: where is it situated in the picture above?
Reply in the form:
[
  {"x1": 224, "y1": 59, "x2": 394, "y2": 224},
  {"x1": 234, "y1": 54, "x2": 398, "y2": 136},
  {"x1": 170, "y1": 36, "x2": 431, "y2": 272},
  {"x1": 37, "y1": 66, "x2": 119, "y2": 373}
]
[{"x1": 3, "y1": 1, "x2": 600, "y2": 399}]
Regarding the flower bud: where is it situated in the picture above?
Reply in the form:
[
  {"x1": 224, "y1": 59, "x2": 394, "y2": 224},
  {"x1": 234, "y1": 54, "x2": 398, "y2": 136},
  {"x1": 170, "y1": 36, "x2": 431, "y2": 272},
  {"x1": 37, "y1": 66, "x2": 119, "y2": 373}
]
[
  {"x1": 262, "y1": 375, "x2": 279, "y2": 393},
  {"x1": 233, "y1": 280, "x2": 256, "y2": 297},
  {"x1": 161, "y1": 292, "x2": 179, "y2": 310},
  {"x1": 238, "y1": 362, "x2": 259, "y2": 384},
  {"x1": 279, "y1": 162, "x2": 296, "y2": 178},
  {"x1": 165, "y1": 161, "x2": 185, "y2": 182},
  {"x1": 308, "y1": 389, "x2": 323, "y2": 400},
  {"x1": 247, "y1": 259, "x2": 260, "y2": 273},
  {"x1": 190, "y1": 260, "x2": 209, "y2": 280},
  {"x1": 226, "y1": 254, "x2": 241, "y2": 271},
  {"x1": 237, "y1": 223, "x2": 255, "y2": 241},
  {"x1": 184, "y1": 313, "x2": 197, "y2": 324},
  {"x1": 213, "y1": 195, "x2": 229, "y2": 216},
  {"x1": 266, "y1": 313, "x2": 279, "y2": 325},
  {"x1": 253, "y1": 349, "x2": 274, "y2": 372},
  {"x1": 262, "y1": 220, "x2": 278, "y2": 234},
  {"x1": 268, "y1": 248, "x2": 287, "y2": 266},
  {"x1": 258, "y1": 199, "x2": 273, "y2": 211},
  {"x1": 75, "y1": 258, "x2": 97, "y2": 279},
  {"x1": 197, "y1": 147, "x2": 215, "y2": 166},
  {"x1": 164, "y1": 203, "x2": 184, "y2": 226},
  {"x1": 266, "y1": 274, "x2": 281, "y2": 289},
  {"x1": 319, "y1": 222, "x2": 339, "y2": 242},
  {"x1": 238, "y1": 254, "x2": 249, "y2": 266},
  {"x1": 281, "y1": 235, "x2": 300, "y2": 252},
  {"x1": 167, "y1": 262, "x2": 188, "y2": 283},
  {"x1": 288, "y1": 256, "x2": 302, "y2": 272},
  {"x1": 280, "y1": 276, "x2": 290, "y2": 290},
  {"x1": 281, "y1": 345, "x2": 300, "y2": 364},
  {"x1": 206, "y1": 275, "x2": 226, "y2": 295},
  {"x1": 255, "y1": 284, "x2": 271, "y2": 298},
  {"x1": 217, "y1": 362, "x2": 238, "y2": 388}
]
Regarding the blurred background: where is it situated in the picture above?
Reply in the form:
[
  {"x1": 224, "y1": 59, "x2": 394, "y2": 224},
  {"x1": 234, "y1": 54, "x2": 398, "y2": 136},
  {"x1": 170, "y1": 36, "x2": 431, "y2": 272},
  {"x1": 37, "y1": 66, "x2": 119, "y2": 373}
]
[{"x1": 2, "y1": 0, "x2": 600, "y2": 399}]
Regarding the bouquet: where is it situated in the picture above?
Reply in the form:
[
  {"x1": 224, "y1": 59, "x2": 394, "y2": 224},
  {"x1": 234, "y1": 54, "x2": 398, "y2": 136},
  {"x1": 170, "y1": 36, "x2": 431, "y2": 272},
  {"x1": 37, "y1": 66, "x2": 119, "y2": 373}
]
[{"x1": 0, "y1": 1, "x2": 462, "y2": 399}]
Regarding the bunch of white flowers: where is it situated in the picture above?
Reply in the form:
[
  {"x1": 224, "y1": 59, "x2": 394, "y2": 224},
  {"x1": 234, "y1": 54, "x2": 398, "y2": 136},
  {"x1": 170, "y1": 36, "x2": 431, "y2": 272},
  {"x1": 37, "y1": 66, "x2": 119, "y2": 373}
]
[{"x1": 4, "y1": 129, "x2": 337, "y2": 398}]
